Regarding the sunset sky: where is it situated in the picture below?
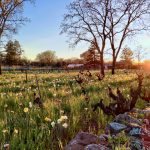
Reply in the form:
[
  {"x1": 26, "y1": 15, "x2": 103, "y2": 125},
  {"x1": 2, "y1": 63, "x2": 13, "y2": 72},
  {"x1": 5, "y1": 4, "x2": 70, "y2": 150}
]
[{"x1": 14, "y1": 0, "x2": 150, "y2": 60}]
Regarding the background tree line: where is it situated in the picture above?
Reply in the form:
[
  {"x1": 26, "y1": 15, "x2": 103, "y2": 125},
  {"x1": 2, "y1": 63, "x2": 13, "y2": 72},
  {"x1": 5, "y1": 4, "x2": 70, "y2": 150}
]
[
  {"x1": 1, "y1": 40, "x2": 84, "y2": 68},
  {"x1": 1, "y1": 39, "x2": 149, "y2": 71}
]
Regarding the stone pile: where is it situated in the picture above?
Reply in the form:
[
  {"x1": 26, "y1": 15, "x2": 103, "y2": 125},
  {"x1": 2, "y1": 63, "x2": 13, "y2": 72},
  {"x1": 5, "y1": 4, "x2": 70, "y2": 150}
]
[{"x1": 65, "y1": 107, "x2": 150, "y2": 150}]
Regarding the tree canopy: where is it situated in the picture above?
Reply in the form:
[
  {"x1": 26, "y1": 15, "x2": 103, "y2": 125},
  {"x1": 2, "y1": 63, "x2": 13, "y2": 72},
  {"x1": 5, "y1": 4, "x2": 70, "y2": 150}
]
[
  {"x1": 4, "y1": 40, "x2": 23, "y2": 66},
  {"x1": 120, "y1": 47, "x2": 133, "y2": 69},
  {"x1": 36, "y1": 50, "x2": 57, "y2": 66}
]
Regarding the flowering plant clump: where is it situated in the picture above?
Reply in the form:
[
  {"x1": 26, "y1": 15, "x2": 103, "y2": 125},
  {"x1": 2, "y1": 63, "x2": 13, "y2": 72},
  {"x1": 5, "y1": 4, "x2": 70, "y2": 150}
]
[
  {"x1": 2, "y1": 129, "x2": 8, "y2": 133},
  {"x1": 14, "y1": 128, "x2": 18, "y2": 134},
  {"x1": 57, "y1": 115, "x2": 68, "y2": 128},
  {"x1": 29, "y1": 102, "x2": 32, "y2": 108},
  {"x1": 23, "y1": 107, "x2": 29, "y2": 113},
  {"x1": 62, "y1": 122, "x2": 68, "y2": 128},
  {"x1": 51, "y1": 121, "x2": 56, "y2": 128},
  {"x1": 45, "y1": 117, "x2": 51, "y2": 122}
]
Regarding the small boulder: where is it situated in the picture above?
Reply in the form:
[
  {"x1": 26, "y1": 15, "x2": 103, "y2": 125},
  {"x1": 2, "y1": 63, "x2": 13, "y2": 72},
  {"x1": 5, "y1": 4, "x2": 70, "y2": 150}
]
[
  {"x1": 99, "y1": 134, "x2": 109, "y2": 141},
  {"x1": 130, "y1": 137, "x2": 144, "y2": 150},
  {"x1": 99, "y1": 134, "x2": 109, "y2": 146},
  {"x1": 142, "y1": 107, "x2": 150, "y2": 116},
  {"x1": 141, "y1": 127, "x2": 150, "y2": 148},
  {"x1": 114, "y1": 113, "x2": 142, "y2": 126},
  {"x1": 84, "y1": 144, "x2": 109, "y2": 150},
  {"x1": 129, "y1": 127, "x2": 141, "y2": 137},
  {"x1": 65, "y1": 132, "x2": 100, "y2": 150},
  {"x1": 108, "y1": 122, "x2": 127, "y2": 134}
]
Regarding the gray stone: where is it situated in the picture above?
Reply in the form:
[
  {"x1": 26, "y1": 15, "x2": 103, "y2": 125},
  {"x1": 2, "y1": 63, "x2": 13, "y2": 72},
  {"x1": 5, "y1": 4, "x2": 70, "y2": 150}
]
[
  {"x1": 108, "y1": 122, "x2": 127, "y2": 133},
  {"x1": 99, "y1": 134, "x2": 109, "y2": 141},
  {"x1": 130, "y1": 137, "x2": 144, "y2": 150},
  {"x1": 129, "y1": 127, "x2": 141, "y2": 137},
  {"x1": 84, "y1": 144, "x2": 109, "y2": 150},
  {"x1": 65, "y1": 132, "x2": 100, "y2": 150},
  {"x1": 65, "y1": 142, "x2": 84, "y2": 150},
  {"x1": 147, "y1": 103, "x2": 150, "y2": 107},
  {"x1": 98, "y1": 134, "x2": 109, "y2": 146},
  {"x1": 142, "y1": 107, "x2": 150, "y2": 115},
  {"x1": 114, "y1": 113, "x2": 142, "y2": 126}
]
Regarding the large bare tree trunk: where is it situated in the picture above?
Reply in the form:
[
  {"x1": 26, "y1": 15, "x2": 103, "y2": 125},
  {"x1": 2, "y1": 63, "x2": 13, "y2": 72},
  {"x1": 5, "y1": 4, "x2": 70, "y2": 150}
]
[
  {"x1": 112, "y1": 54, "x2": 116, "y2": 75},
  {"x1": 112, "y1": 59, "x2": 116, "y2": 75},
  {"x1": 0, "y1": 64, "x2": 2, "y2": 75},
  {"x1": 100, "y1": 54, "x2": 105, "y2": 76}
]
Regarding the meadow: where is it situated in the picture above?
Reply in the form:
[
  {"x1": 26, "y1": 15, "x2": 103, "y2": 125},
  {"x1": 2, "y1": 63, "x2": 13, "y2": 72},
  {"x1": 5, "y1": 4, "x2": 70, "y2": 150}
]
[{"x1": 0, "y1": 70, "x2": 149, "y2": 150}]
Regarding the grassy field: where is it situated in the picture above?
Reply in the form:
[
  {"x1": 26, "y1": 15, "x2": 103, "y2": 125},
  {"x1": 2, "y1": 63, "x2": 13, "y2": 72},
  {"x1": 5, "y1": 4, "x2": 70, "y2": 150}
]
[{"x1": 0, "y1": 70, "x2": 149, "y2": 149}]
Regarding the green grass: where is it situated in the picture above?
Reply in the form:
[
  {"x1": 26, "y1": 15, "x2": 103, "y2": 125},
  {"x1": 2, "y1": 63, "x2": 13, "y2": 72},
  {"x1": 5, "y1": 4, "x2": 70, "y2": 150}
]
[{"x1": 0, "y1": 70, "x2": 149, "y2": 149}]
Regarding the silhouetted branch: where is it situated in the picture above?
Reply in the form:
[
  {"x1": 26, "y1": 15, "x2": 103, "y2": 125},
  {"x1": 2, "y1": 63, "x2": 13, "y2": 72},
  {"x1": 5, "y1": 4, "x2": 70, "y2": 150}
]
[{"x1": 92, "y1": 73, "x2": 144, "y2": 115}]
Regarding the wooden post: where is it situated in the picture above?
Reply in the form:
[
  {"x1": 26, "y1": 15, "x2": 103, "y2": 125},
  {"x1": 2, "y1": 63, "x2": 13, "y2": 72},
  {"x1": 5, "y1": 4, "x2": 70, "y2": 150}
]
[{"x1": 25, "y1": 69, "x2": 28, "y2": 82}]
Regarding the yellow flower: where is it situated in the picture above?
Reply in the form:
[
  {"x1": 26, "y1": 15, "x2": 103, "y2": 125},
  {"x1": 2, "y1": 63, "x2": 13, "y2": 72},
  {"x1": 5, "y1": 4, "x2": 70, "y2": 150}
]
[
  {"x1": 14, "y1": 128, "x2": 18, "y2": 134},
  {"x1": 60, "y1": 115, "x2": 68, "y2": 121},
  {"x1": 45, "y1": 117, "x2": 51, "y2": 122},
  {"x1": 2, "y1": 129, "x2": 8, "y2": 133},
  {"x1": 57, "y1": 118, "x2": 62, "y2": 124},
  {"x1": 23, "y1": 107, "x2": 29, "y2": 113},
  {"x1": 57, "y1": 115, "x2": 68, "y2": 124}
]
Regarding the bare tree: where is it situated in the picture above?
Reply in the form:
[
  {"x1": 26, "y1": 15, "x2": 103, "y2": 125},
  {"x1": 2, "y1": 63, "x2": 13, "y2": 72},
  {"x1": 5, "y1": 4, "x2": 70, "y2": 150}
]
[
  {"x1": 134, "y1": 45, "x2": 146, "y2": 69},
  {"x1": 60, "y1": 0, "x2": 110, "y2": 76},
  {"x1": 0, "y1": 0, "x2": 33, "y2": 74},
  {"x1": 107, "y1": 0, "x2": 150, "y2": 74}
]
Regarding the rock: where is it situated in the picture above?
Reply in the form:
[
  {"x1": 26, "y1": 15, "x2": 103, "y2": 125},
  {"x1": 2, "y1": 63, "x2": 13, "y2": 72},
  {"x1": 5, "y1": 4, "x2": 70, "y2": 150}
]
[
  {"x1": 142, "y1": 139, "x2": 150, "y2": 149},
  {"x1": 128, "y1": 123, "x2": 141, "y2": 128},
  {"x1": 142, "y1": 107, "x2": 150, "y2": 112},
  {"x1": 65, "y1": 106, "x2": 150, "y2": 150},
  {"x1": 65, "y1": 142, "x2": 84, "y2": 150},
  {"x1": 108, "y1": 122, "x2": 127, "y2": 134},
  {"x1": 131, "y1": 108, "x2": 141, "y2": 113},
  {"x1": 130, "y1": 137, "x2": 144, "y2": 150},
  {"x1": 65, "y1": 132, "x2": 100, "y2": 150},
  {"x1": 143, "y1": 119, "x2": 149, "y2": 127},
  {"x1": 141, "y1": 127, "x2": 150, "y2": 149},
  {"x1": 114, "y1": 113, "x2": 142, "y2": 126},
  {"x1": 99, "y1": 134, "x2": 109, "y2": 141},
  {"x1": 141, "y1": 109, "x2": 150, "y2": 149},
  {"x1": 142, "y1": 107, "x2": 150, "y2": 116},
  {"x1": 84, "y1": 144, "x2": 109, "y2": 150},
  {"x1": 129, "y1": 127, "x2": 141, "y2": 137},
  {"x1": 147, "y1": 103, "x2": 150, "y2": 107},
  {"x1": 99, "y1": 134, "x2": 109, "y2": 146}
]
